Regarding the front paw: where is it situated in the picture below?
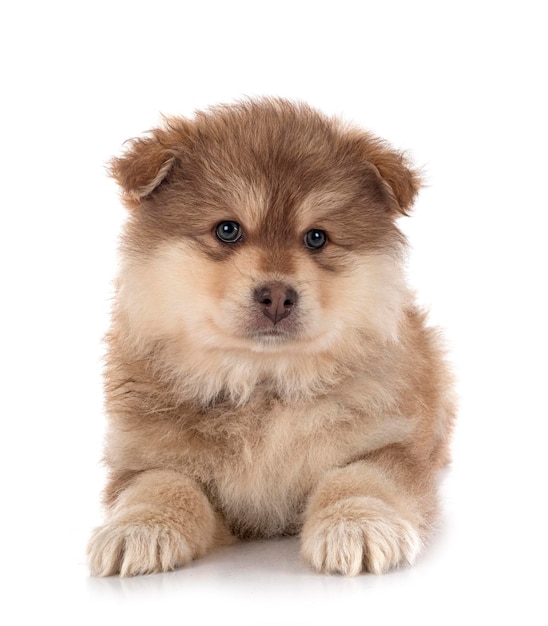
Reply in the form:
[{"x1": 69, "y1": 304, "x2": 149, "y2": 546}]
[
  {"x1": 301, "y1": 496, "x2": 421, "y2": 576},
  {"x1": 88, "y1": 519, "x2": 195, "y2": 577}
]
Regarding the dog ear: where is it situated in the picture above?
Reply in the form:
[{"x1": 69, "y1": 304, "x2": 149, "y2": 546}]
[
  {"x1": 110, "y1": 139, "x2": 175, "y2": 208},
  {"x1": 351, "y1": 132, "x2": 422, "y2": 216},
  {"x1": 109, "y1": 119, "x2": 191, "y2": 209}
]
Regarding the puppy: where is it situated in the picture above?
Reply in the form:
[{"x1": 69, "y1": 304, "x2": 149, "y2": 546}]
[{"x1": 88, "y1": 99, "x2": 455, "y2": 577}]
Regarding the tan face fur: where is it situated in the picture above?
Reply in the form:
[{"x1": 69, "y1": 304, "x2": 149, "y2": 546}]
[{"x1": 113, "y1": 100, "x2": 418, "y2": 404}]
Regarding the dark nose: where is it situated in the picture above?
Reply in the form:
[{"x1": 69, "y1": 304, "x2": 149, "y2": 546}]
[{"x1": 255, "y1": 283, "x2": 298, "y2": 324}]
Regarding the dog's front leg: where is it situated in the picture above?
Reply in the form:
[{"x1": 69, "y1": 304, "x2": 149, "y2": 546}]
[
  {"x1": 300, "y1": 449, "x2": 435, "y2": 575},
  {"x1": 88, "y1": 469, "x2": 232, "y2": 577}
]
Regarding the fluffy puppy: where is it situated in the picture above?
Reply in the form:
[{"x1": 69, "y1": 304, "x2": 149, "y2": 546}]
[{"x1": 88, "y1": 99, "x2": 455, "y2": 577}]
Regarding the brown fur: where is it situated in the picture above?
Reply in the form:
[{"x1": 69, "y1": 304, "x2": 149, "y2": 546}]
[{"x1": 88, "y1": 98, "x2": 455, "y2": 577}]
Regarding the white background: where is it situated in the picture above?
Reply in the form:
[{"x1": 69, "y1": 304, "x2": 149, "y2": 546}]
[{"x1": 1, "y1": 1, "x2": 547, "y2": 624}]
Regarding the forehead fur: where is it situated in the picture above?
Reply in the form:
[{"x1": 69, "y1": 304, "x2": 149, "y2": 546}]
[{"x1": 115, "y1": 99, "x2": 418, "y2": 255}]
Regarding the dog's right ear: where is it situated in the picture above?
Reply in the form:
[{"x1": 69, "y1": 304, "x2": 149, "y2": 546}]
[{"x1": 109, "y1": 119, "x2": 191, "y2": 209}]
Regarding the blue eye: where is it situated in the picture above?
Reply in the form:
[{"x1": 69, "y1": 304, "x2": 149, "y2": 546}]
[
  {"x1": 304, "y1": 229, "x2": 327, "y2": 250},
  {"x1": 215, "y1": 221, "x2": 242, "y2": 243}
]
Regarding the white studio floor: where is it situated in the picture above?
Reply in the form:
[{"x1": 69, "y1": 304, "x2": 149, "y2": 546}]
[{"x1": 5, "y1": 439, "x2": 545, "y2": 626}]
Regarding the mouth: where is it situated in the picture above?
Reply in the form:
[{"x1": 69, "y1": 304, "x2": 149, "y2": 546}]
[{"x1": 249, "y1": 327, "x2": 295, "y2": 341}]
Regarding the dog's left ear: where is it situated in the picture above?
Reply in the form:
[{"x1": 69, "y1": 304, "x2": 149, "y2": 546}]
[{"x1": 351, "y1": 132, "x2": 422, "y2": 216}]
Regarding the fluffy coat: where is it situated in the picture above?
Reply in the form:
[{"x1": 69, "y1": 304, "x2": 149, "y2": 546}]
[{"x1": 88, "y1": 99, "x2": 455, "y2": 577}]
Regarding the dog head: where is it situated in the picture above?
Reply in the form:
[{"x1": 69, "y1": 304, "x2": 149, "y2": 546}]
[{"x1": 111, "y1": 100, "x2": 420, "y2": 401}]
